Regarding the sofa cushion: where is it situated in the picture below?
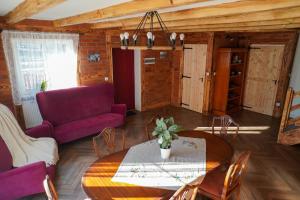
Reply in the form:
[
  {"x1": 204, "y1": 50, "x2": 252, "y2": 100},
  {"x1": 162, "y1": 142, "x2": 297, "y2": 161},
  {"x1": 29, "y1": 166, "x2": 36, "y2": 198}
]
[
  {"x1": 54, "y1": 113, "x2": 124, "y2": 144},
  {"x1": 0, "y1": 137, "x2": 12, "y2": 172},
  {"x1": 37, "y1": 83, "x2": 114, "y2": 126}
]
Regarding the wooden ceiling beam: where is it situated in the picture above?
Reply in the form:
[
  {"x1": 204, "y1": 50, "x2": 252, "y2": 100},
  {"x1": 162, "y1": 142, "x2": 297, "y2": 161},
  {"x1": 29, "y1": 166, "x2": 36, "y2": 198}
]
[
  {"x1": 53, "y1": 0, "x2": 210, "y2": 27},
  {"x1": 5, "y1": 0, "x2": 66, "y2": 24},
  {"x1": 122, "y1": 18, "x2": 300, "y2": 31},
  {"x1": 120, "y1": 7, "x2": 300, "y2": 30},
  {"x1": 92, "y1": 0, "x2": 300, "y2": 29},
  {"x1": 169, "y1": 24, "x2": 300, "y2": 32}
]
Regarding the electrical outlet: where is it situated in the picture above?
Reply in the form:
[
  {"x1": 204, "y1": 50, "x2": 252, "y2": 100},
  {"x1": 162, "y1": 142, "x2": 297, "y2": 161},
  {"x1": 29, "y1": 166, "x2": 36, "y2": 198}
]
[
  {"x1": 275, "y1": 102, "x2": 281, "y2": 107},
  {"x1": 104, "y1": 77, "x2": 109, "y2": 81}
]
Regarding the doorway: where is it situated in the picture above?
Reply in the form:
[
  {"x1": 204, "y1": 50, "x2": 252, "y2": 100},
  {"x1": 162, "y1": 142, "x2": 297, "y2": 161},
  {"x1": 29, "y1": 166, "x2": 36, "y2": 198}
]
[
  {"x1": 112, "y1": 48, "x2": 135, "y2": 110},
  {"x1": 243, "y1": 44, "x2": 285, "y2": 116},
  {"x1": 181, "y1": 44, "x2": 207, "y2": 113}
]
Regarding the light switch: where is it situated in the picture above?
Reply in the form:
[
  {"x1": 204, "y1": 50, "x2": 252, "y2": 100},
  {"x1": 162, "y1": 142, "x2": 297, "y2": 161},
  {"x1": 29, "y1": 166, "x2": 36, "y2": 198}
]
[{"x1": 104, "y1": 77, "x2": 109, "y2": 81}]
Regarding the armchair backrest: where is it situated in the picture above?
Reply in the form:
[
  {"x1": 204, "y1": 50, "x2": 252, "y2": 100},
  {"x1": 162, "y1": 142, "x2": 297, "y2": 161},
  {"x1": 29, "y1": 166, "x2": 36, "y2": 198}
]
[
  {"x1": 0, "y1": 137, "x2": 12, "y2": 172},
  {"x1": 37, "y1": 83, "x2": 115, "y2": 126}
]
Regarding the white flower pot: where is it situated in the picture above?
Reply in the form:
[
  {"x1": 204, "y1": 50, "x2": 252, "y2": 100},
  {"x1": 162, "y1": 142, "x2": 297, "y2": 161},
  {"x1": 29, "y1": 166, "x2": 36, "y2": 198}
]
[{"x1": 160, "y1": 148, "x2": 171, "y2": 159}]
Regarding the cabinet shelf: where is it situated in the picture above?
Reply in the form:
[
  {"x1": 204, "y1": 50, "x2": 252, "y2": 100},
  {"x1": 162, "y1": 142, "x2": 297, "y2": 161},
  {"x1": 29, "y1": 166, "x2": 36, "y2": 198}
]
[{"x1": 212, "y1": 48, "x2": 248, "y2": 115}]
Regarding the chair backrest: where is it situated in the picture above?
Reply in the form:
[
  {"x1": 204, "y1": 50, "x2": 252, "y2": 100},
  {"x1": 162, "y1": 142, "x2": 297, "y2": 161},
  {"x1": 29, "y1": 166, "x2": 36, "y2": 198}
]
[
  {"x1": 145, "y1": 114, "x2": 162, "y2": 141},
  {"x1": 212, "y1": 115, "x2": 239, "y2": 138},
  {"x1": 169, "y1": 184, "x2": 198, "y2": 200},
  {"x1": 221, "y1": 151, "x2": 251, "y2": 199},
  {"x1": 43, "y1": 175, "x2": 58, "y2": 200},
  {"x1": 93, "y1": 127, "x2": 125, "y2": 158}
]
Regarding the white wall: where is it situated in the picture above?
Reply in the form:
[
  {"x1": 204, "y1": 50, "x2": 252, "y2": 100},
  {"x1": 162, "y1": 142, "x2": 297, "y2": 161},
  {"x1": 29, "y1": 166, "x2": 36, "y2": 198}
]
[
  {"x1": 134, "y1": 50, "x2": 141, "y2": 111},
  {"x1": 290, "y1": 36, "x2": 300, "y2": 118}
]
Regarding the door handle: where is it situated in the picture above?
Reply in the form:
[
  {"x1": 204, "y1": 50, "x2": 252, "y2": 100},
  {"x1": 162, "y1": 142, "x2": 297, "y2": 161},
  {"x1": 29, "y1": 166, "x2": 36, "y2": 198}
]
[
  {"x1": 199, "y1": 77, "x2": 204, "y2": 82},
  {"x1": 273, "y1": 80, "x2": 278, "y2": 85}
]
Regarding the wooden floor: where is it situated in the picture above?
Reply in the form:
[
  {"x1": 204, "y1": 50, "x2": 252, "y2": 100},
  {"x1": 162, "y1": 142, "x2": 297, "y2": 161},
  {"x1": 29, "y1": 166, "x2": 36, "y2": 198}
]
[{"x1": 23, "y1": 106, "x2": 300, "y2": 200}]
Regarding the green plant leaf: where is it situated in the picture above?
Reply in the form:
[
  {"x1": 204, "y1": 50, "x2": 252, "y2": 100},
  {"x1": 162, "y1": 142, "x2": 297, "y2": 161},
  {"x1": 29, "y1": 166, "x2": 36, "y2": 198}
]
[
  {"x1": 152, "y1": 130, "x2": 158, "y2": 136},
  {"x1": 158, "y1": 135, "x2": 163, "y2": 144},
  {"x1": 164, "y1": 130, "x2": 171, "y2": 140}
]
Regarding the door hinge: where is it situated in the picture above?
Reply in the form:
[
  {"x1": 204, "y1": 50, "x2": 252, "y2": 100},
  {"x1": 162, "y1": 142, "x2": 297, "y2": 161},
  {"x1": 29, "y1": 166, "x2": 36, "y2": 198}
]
[
  {"x1": 181, "y1": 74, "x2": 191, "y2": 79},
  {"x1": 181, "y1": 102, "x2": 189, "y2": 106}
]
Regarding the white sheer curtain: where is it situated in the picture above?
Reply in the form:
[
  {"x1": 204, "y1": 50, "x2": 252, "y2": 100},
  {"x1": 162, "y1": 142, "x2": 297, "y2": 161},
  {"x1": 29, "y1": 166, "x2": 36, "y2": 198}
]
[{"x1": 2, "y1": 30, "x2": 79, "y2": 128}]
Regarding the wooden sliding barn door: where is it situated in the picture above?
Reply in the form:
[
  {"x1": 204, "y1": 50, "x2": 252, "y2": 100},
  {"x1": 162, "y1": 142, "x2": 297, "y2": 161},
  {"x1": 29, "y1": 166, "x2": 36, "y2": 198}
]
[
  {"x1": 181, "y1": 44, "x2": 207, "y2": 113},
  {"x1": 243, "y1": 44, "x2": 284, "y2": 116}
]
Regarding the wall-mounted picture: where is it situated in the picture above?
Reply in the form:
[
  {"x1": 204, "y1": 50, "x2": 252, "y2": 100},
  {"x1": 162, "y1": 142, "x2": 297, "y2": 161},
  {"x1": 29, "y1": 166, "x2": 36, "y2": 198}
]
[{"x1": 88, "y1": 53, "x2": 100, "y2": 62}]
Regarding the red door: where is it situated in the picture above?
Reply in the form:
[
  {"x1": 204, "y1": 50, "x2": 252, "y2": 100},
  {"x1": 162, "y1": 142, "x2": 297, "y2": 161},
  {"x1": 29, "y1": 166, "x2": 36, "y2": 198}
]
[{"x1": 112, "y1": 48, "x2": 135, "y2": 110}]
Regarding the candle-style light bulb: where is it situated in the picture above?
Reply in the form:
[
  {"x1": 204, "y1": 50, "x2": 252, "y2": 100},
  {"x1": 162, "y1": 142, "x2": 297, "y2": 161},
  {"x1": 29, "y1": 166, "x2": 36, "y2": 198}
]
[
  {"x1": 171, "y1": 32, "x2": 177, "y2": 40},
  {"x1": 120, "y1": 33, "x2": 125, "y2": 46},
  {"x1": 180, "y1": 33, "x2": 185, "y2": 46},
  {"x1": 147, "y1": 32, "x2": 153, "y2": 39},
  {"x1": 124, "y1": 32, "x2": 129, "y2": 48},
  {"x1": 124, "y1": 32, "x2": 129, "y2": 39},
  {"x1": 179, "y1": 33, "x2": 184, "y2": 40},
  {"x1": 170, "y1": 32, "x2": 177, "y2": 49},
  {"x1": 147, "y1": 32, "x2": 153, "y2": 48}
]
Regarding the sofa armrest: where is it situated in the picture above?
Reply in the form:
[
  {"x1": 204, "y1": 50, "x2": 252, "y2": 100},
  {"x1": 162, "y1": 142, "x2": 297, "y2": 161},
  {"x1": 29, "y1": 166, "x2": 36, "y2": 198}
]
[
  {"x1": 111, "y1": 104, "x2": 127, "y2": 117},
  {"x1": 26, "y1": 120, "x2": 54, "y2": 138},
  {"x1": 0, "y1": 161, "x2": 47, "y2": 200}
]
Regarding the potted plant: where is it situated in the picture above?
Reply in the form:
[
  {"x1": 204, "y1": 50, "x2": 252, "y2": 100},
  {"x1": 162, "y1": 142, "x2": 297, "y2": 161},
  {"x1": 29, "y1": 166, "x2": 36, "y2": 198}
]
[
  {"x1": 152, "y1": 117, "x2": 181, "y2": 159},
  {"x1": 40, "y1": 80, "x2": 47, "y2": 92}
]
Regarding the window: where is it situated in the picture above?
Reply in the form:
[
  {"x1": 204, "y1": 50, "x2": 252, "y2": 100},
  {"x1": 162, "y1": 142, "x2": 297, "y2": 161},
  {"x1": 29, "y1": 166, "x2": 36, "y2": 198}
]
[{"x1": 2, "y1": 30, "x2": 79, "y2": 127}]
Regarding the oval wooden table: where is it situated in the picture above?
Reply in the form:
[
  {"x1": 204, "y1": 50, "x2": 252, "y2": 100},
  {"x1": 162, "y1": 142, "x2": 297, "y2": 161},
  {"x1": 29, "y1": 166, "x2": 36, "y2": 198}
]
[{"x1": 82, "y1": 130, "x2": 233, "y2": 200}]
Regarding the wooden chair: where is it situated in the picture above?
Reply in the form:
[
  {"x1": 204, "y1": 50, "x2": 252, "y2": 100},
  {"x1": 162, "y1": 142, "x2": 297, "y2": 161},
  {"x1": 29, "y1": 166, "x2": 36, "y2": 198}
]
[
  {"x1": 212, "y1": 115, "x2": 239, "y2": 140},
  {"x1": 93, "y1": 127, "x2": 126, "y2": 158},
  {"x1": 277, "y1": 87, "x2": 300, "y2": 145},
  {"x1": 145, "y1": 114, "x2": 162, "y2": 141},
  {"x1": 169, "y1": 184, "x2": 198, "y2": 200},
  {"x1": 198, "y1": 151, "x2": 251, "y2": 200},
  {"x1": 43, "y1": 175, "x2": 58, "y2": 200}
]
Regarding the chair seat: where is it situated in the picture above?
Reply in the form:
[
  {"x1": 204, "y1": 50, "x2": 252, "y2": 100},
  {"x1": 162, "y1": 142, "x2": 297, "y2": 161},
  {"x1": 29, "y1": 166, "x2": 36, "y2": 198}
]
[
  {"x1": 54, "y1": 113, "x2": 124, "y2": 144},
  {"x1": 198, "y1": 165, "x2": 228, "y2": 198}
]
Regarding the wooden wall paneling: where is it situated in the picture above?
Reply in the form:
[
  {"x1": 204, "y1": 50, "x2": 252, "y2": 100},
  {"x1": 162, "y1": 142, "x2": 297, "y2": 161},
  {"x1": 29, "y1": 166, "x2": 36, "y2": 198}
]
[
  {"x1": 202, "y1": 32, "x2": 214, "y2": 114},
  {"x1": 141, "y1": 50, "x2": 172, "y2": 111},
  {"x1": 78, "y1": 30, "x2": 110, "y2": 85},
  {"x1": 170, "y1": 50, "x2": 183, "y2": 107}
]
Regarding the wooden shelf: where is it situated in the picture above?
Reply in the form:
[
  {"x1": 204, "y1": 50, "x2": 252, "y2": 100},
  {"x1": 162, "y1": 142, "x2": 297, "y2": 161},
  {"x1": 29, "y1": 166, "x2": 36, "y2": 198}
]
[
  {"x1": 229, "y1": 86, "x2": 241, "y2": 90},
  {"x1": 230, "y1": 74, "x2": 242, "y2": 78},
  {"x1": 230, "y1": 63, "x2": 244, "y2": 66},
  {"x1": 228, "y1": 95, "x2": 241, "y2": 101}
]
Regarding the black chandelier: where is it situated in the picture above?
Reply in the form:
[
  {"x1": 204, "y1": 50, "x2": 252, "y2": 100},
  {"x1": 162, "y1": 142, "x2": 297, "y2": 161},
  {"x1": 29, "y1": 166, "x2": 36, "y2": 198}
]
[{"x1": 120, "y1": 11, "x2": 184, "y2": 49}]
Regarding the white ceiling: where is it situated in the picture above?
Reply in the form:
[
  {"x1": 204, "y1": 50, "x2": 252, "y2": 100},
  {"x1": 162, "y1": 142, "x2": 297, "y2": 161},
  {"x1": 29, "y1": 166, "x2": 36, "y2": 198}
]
[
  {"x1": 0, "y1": 0, "x2": 23, "y2": 16},
  {"x1": 31, "y1": 0, "x2": 132, "y2": 20},
  {"x1": 0, "y1": 0, "x2": 239, "y2": 22}
]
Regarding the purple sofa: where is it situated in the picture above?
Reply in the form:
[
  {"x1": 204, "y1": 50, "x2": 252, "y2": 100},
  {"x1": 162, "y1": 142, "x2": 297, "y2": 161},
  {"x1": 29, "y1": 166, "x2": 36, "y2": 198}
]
[
  {"x1": 36, "y1": 83, "x2": 126, "y2": 144},
  {"x1": 0, "y1": 123, "x2": 56, "y2": 200}
]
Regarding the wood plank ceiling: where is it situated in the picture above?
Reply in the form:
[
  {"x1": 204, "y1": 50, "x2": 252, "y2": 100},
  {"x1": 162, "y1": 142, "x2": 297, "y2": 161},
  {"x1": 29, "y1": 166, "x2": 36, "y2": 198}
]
[{"x1": 1, "y1": 0, "x2": 300, "y2": 32}]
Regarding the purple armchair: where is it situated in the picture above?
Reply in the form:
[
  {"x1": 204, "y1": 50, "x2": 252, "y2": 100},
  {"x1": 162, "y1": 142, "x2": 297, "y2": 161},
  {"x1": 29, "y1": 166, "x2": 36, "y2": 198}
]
[
  {"x1": 36, "y1": 83, "x2": 126, "y2": 144},
  {"x1": 0, "y1": 124, "x2": 56, "y2": 200}
]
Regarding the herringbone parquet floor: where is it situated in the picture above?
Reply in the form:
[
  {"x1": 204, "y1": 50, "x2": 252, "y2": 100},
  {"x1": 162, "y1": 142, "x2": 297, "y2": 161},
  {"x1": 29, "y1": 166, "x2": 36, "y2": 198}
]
[{"x1": 22, "y1": 106, "x2": 300, "y2": 200}]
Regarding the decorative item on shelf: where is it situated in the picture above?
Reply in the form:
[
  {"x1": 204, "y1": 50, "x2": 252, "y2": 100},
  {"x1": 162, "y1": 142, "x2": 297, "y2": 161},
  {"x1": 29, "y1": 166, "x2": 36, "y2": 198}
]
[
  {"x1": 88, "y1": 53, "x2": 100, "y2": 62},
  {"x1": 119, "y1": 11, "x2": 185, "y2": 50},
  {"x1": 152, "y1": 117, "x2": 182, "y2": 159},
  {"x1": 40, "y1": 80, "x2": 47, "y2": 92}
]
